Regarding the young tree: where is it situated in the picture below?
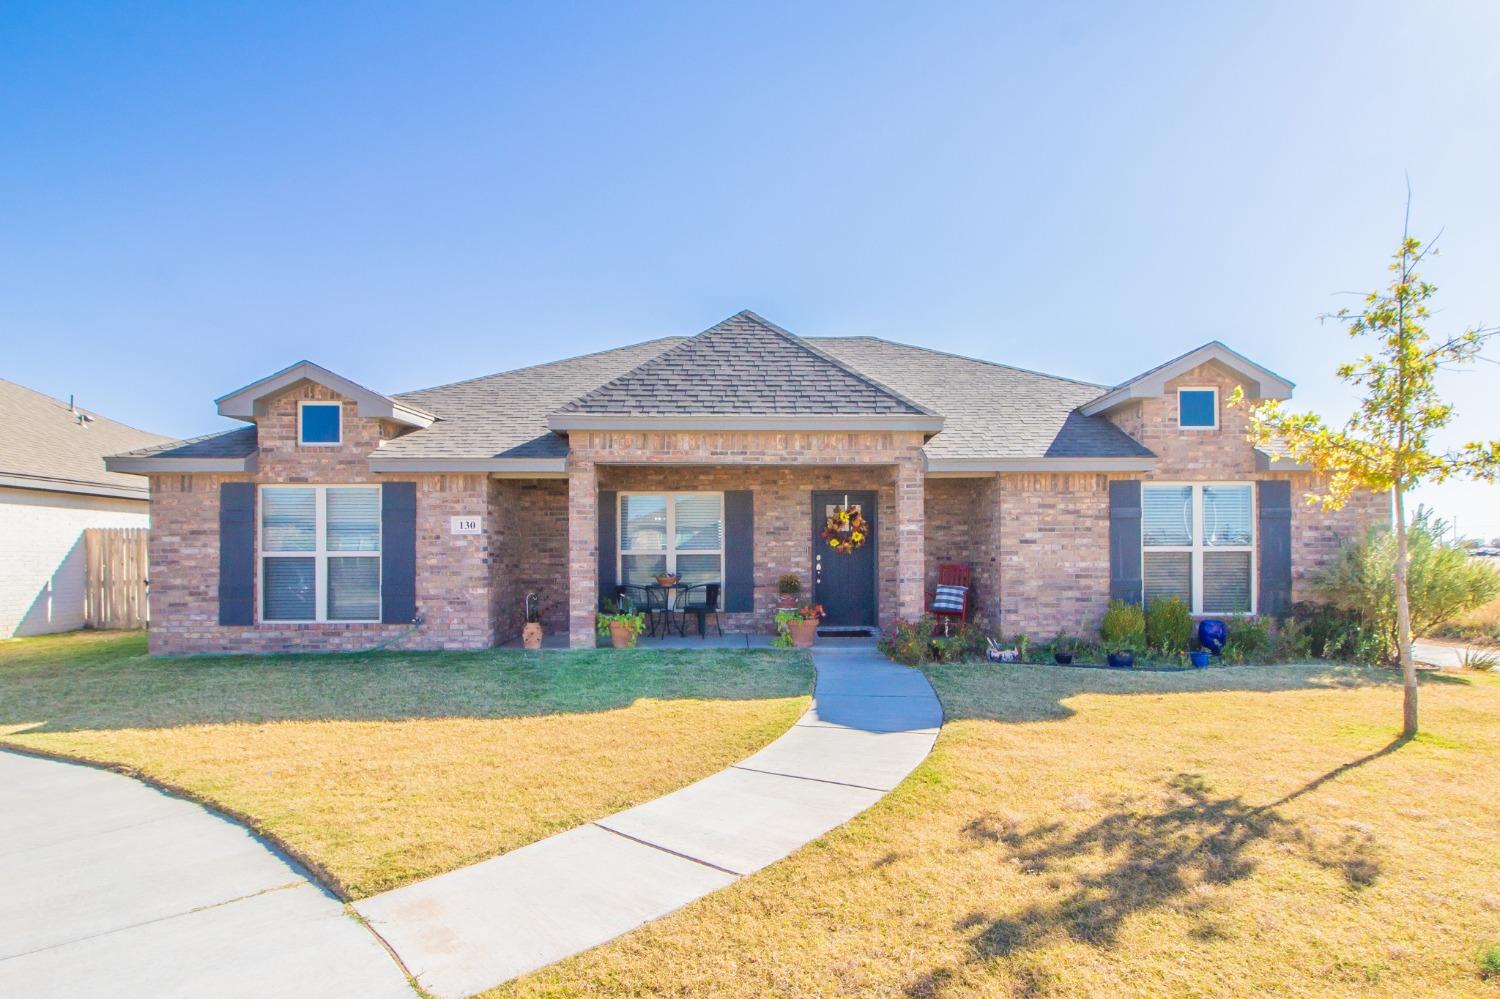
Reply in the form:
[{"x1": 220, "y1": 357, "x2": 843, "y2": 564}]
[{"x1": 1236, "y1": 202, "x2": 1500, "y2": 736}]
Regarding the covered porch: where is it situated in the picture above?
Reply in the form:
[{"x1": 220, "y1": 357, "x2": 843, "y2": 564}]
[{"x1": 563, "y1": 453, "x2": 929, "y2": 648}]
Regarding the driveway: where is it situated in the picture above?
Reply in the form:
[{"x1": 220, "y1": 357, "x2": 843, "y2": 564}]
[{"x1": 0, "y1": 750, "x2": 414, "y2": 999}]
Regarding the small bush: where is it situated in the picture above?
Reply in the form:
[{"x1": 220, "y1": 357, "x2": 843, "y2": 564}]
[
  {"x1": 1315, "y1": 508, "x2": 1500, "y2": 661},
  {"x1": 879, "y1": 617, "x2": 935, "y2": 666},
  {"x1": 1100, "y1": 599, "x2": 1145, "y2": 650},
  {"x1": 1223, "y1": 617, "x2": 1272, "y2": 664},
  {"x1": 1144, "y1": 596, "x2": 1192, "y2": 654}
]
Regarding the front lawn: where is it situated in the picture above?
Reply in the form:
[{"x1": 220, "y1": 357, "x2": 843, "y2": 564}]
[
  {"x1": 500, "y1": 661, "x2": 1500, "y2": 997},
  {"x1": 0, "y1": 630, "x2": 812, "y2": 899}
]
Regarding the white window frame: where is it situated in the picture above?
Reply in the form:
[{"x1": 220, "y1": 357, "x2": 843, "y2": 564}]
[
  {"x1": 1141, "y1": 481, "x2": 1256, "y2": 616},
  {"x1": 1176, "y1": 386, "x2": 1219, "y2": 431},
  {"x1": 617, "y1": 491, "x2": 726, "y2": 607},
  {"x1": 297, "y1": 400, "x2": 343, "y2": 446},
  {"x1": 258, "y1": 484, "x2": 382, "y2": 623}
]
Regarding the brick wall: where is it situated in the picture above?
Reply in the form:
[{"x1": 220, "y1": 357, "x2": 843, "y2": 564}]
[
  {"x1": 491, "y1": 478, "x2": 569, "y2": 642},
  {"x1": 146, "y1": 383, "x2": 496, "y2": 654}
]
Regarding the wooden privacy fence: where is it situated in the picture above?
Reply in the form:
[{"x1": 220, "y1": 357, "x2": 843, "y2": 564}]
[{"x1": 84, "y1": 527, "x2": 150, "y2": 629}]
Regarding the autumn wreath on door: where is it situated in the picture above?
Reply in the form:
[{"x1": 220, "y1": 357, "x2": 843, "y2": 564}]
[{"x1": 822, "y1": 497, "x2": 869, "y2": 554}]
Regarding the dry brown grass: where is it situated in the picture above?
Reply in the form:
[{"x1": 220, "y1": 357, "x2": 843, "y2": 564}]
[
  {"x1": 0, "y1": 630, "x2": 812, "y2": 899},
  {"x1": 499, "y1": 661, "x2": 1500, "y2": 998}
]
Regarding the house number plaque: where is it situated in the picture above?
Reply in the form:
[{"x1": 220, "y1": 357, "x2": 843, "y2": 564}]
[{"x1": 450, "y1": 516, "x2": 482, "y2": 535}]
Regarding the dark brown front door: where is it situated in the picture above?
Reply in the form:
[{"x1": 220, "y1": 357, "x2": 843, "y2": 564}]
[{"x1": 812, "y1": 491, "x2": 877, "y2": 629}]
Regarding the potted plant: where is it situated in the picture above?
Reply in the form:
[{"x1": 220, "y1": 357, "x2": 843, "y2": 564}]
[
  {"x1": 654, "y1": 571, "x2": 680, "y2": 587},
  {"x1": 1052, "y1": 633, "x2": 1074, "y2": 666},
  {"x1": 1100, "y1": 599, "x2": 1145, "y2": 669},
  {"x1": 1189, "y1": 649, "x2": 1211, "y2": 668},
  {"x1": 596, "y1": 611, "x2": 647, "y2": 649},
  {"x1": 521, "y1": 591, "x2": 544, "y2": 650},
  {"x1": 776, "y1": 603, "x2": 825, "y2": 648},
  {"x1": 775, "y1": 573, "x2": 802, "y2": 609}
]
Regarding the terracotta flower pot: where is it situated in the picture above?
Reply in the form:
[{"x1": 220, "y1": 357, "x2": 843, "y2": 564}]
[
  {"x1": 522, "y1": 622, "x2": 543, "y2": 650},
  {"x1": 776, "y1": 595, "x2": 799, "y2": 609},
  {"x1": 609, "y1": 621, "x2": 636, "y2": 649},
  {"x1": 788, "y1": 618, "x2": 819, "y2": 648}
]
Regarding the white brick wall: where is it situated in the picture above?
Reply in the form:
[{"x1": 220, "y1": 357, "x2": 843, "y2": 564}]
[{"x1": 0, "y1": 485, "x2": 149, "y2": 637}]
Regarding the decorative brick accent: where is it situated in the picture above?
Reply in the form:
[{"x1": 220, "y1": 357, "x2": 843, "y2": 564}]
[{"x1": 894, "y1": 456, "x2": 925, "y2": 621}]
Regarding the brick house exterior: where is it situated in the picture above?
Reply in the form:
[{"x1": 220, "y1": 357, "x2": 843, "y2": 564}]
[{"x1": 108, "y1": 312, "x2": 1390, "y2": 654}]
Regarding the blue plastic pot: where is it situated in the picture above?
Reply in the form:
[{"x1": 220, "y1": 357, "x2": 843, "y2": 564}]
[
  {"x1": 1197, "y1": 619, "x2": 1227, "y2": 655},
  {"x1": 1189, "y1": 650, "x2": 1210, "y2": 668},
  {"x1": 1107, "y1": 650, "x2": 1134, "y2": 669}
]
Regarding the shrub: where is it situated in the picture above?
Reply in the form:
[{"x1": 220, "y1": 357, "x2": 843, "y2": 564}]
[
  {"x1": 1223, "y1": 617, "x2": 1271, "y2": 664},
  {"x1": 776, "y1": 573, "x2": 802, "y2": 596},
  {"x1": 1099, "y1": 599, "x2": 1145, "y2": 650},
  {"x1": 879, "y1": 617, "x2": 935, "y2": 666},
  {"x1": 1144, "y1": 596, "x2": 1192, "y2": 654},
  {"x1": 1315, "y1": 508, "x2": 1500, "y2": 661}
]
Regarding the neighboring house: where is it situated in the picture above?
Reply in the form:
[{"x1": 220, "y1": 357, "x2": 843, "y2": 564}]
[
  {"x1": 0, "y1": 379, "x2": 172, "y2": 637},
  {"x1": 106, "y1": 311, "x2": 1391, "y2": 655}
]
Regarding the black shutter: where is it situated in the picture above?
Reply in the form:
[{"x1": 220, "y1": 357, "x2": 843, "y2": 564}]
[
  {"x1": 598, "y1": 490, "x2": 617, "y2": 609},
  {"x1": 218, "y1": 482, "x2": 255, "y2": 626},
  {"x1": 1258, "y1": 479, "x2": 1293, "y2": 617},
  {"x1": 381, "y1": 482, "x2": 417, "y2": 624},
  {"x1": 724, "y1": 490, "x2": 754, "y2": 612},
  {"x1": 1108, "y1": 480, "x2": 1143, "y2": 605}
]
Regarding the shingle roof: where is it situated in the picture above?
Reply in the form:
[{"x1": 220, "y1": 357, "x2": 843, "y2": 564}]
[
  {"x1": 113, "y1": 425, "x2": 260, "y2": 460},
  {"x1": 555, "y1": 311, "x2": 934, "y2": 417},
  {"x1": 116, "y1": 313, "x2": 1167, "y2": 470},
  {"x1": 381, "y1": 338, "x2": 688, "y2": 460},
  {"x1": 811, "y1": 338, "x2": 1154, "y2": 461},
  {"x1": 0, "y1": 379, "x2": 172, "y2": 497}
]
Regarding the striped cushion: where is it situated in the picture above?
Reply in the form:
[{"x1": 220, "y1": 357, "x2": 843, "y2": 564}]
[{"x1": 931, "y1": 583, "x2": 968, "y2": 612}]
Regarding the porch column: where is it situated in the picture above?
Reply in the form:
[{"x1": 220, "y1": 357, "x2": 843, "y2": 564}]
[
  {"x1": 567, "y1": 456, "x2": 598, "y2": 648},
  {"x1": 895, "y1": 456, "x2": 926, "y2": 622}
]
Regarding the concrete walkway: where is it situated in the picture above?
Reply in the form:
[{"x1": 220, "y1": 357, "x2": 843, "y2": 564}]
[
  {"x1": 0, "y1": 750, "x2": 415, "y2": 999},
  {"x1": 355, "y1": 642, "x2": 941, "y2": 999}
]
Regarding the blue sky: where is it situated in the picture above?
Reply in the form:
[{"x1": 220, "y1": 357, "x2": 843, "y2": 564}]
[{"x1": 4, "y1": 2, "x2": 1498, "y2": 537}]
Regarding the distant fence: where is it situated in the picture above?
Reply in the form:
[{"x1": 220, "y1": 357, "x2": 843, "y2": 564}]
[{"x1": 84, "y1": 527, "x2": 150, "y2": 630}]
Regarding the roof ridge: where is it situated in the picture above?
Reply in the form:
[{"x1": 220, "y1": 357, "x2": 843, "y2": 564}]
[
  {"x1": 394, "y1": 336, "x2": 687, "y2": 400},
  {"x1": 806, "y1": 337, "x2": 1110, "y2": 390},
  {"x1": 734, "y1": 313, "x2": 938, "y2": 416},
  {"x1": 0, "y1": 377, "x2": 173, "y2": 441}
]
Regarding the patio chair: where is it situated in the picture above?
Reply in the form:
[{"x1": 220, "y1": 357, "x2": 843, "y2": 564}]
[
  {"x1": 928, "y1": 563, "x2": 972, "y2": 633},
  {"x1": 677, "y1": 583, "x2": 723, "y2": 638}
]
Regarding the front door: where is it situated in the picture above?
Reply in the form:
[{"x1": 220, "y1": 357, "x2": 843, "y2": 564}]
[{"x1": 812, "y1": 490, "x2": 877, "y2": 629}]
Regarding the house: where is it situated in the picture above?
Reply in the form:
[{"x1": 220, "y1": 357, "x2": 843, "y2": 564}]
[
  {"x1": 105, "y1": 311, "x2": 1391, "y2": 654},
  {"x1": 0, "y1": 379, "x2": 172, "y2": 637}
]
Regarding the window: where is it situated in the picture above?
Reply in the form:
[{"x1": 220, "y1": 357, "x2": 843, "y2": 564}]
[
  {"x1": 1177, "y1": 387, "x2": 1218, "y2": 429},
  {"x1": 1141, "y1": 483, "x2": 1254, "y2": 614},
  {"x1": 260, "y1": 485, "x2": 381, "y2": 622},
  {"x1": 618, "y1": 493, "x2": 724, "y2": 600},
  {"x1": 298, "y1": 401, "x2": 342, "y2": 445}
]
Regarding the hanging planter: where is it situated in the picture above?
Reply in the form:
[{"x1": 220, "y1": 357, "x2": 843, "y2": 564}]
[{"x1": 822, "y1": 497, "x2": 870, "y2": 555}]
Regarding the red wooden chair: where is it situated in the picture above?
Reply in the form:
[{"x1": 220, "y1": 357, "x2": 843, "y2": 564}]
[{"x1": 928, "y1": 563, "x2": 972, "y2": 632}]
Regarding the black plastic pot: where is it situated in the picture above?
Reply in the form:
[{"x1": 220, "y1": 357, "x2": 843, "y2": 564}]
[
  {"x1": 1107, "y1": 650, "x2": 1135, "y2": 669},
  {"x1": 1054, "y1": 652, "x2": 1074, "y2": 665}
]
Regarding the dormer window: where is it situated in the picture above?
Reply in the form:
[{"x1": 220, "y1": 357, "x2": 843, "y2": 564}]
[
  {"x1": 298, "y1": 401, "x2": 342, "y2": 445},
  {"x1": 1177, "y1": 388, "x2": 1218, "y2": 430}
]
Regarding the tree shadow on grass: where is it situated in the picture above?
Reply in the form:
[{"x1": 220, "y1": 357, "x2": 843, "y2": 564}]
[
  {"x1": 905, "y1": 740, "x2": 1405, "y2": 998},
  {"x1": 0, "y1": 633, "x2": 814, "y2": 734}
]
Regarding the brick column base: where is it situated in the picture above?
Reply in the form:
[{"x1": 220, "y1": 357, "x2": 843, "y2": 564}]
[
  {"x1": 895, "y1": 457, "x2": 926, "y2": 622},
  {"x1": 567, "y1": 458, "x2": 598, "y2": 648}
]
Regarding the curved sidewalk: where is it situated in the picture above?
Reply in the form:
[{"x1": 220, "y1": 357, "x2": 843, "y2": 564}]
[
  {"x1": 0, "y1": 749, "x2": 414, "y2": 999},
  {"x1": 355, "y1": 642, "x2": 942, "y2": 999}
]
